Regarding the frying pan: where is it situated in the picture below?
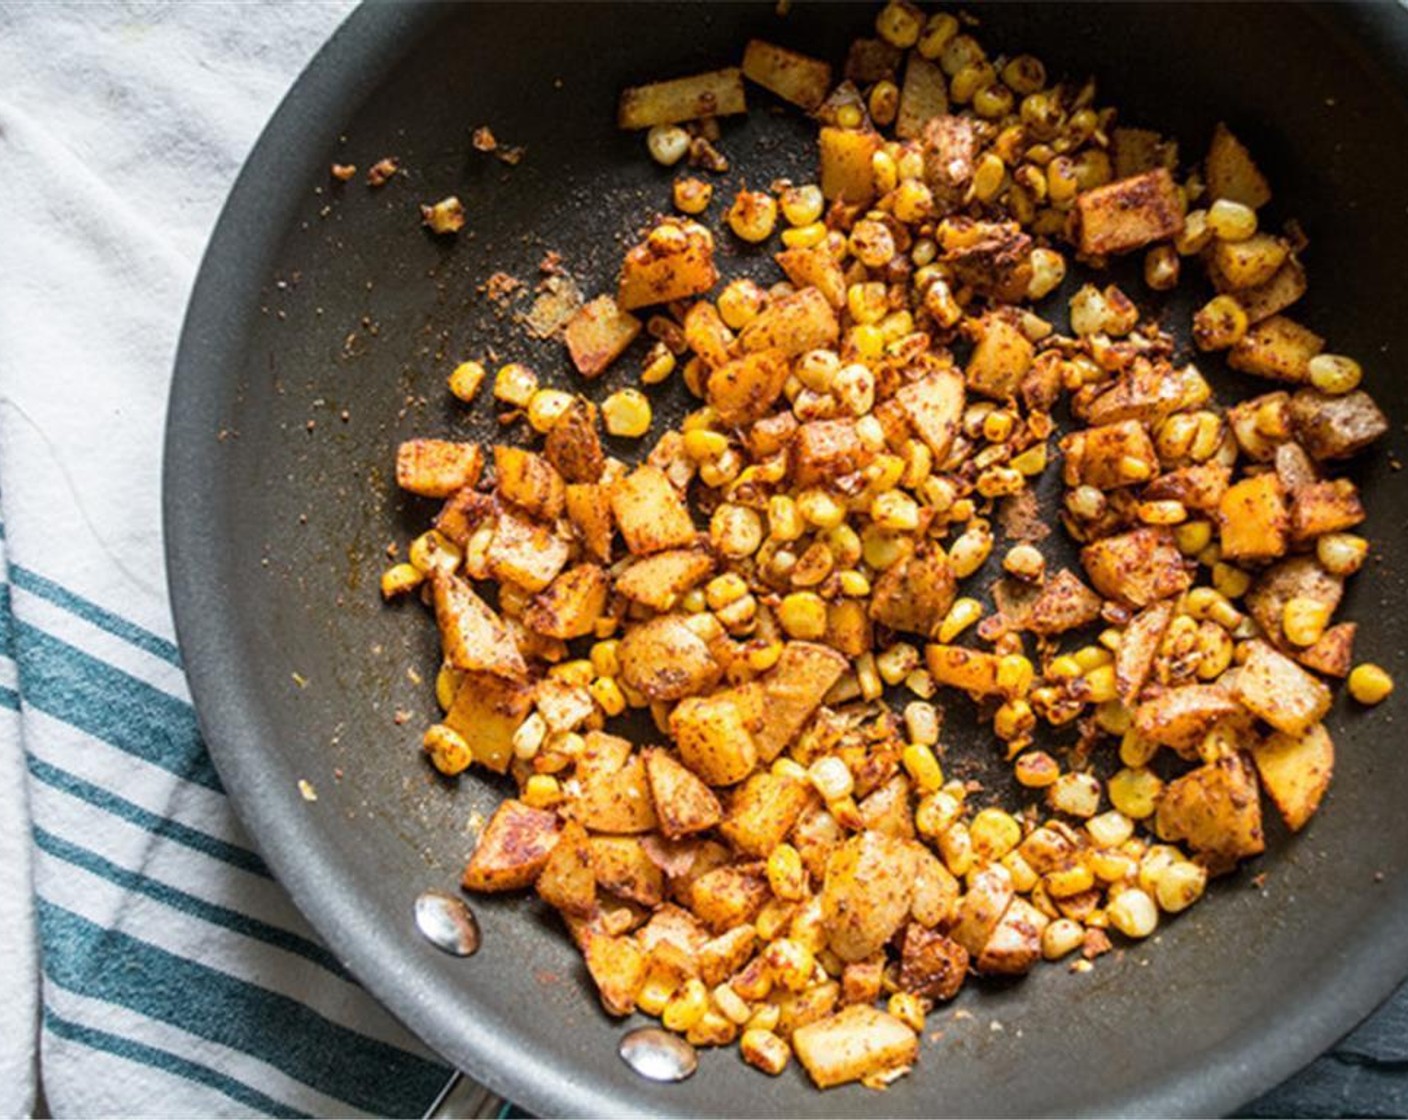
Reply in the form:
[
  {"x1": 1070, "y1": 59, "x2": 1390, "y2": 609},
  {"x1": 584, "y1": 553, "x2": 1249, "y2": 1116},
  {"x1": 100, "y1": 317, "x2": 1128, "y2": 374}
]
[{"x1": 165, "y1": 2, "x2": 1408, "y2": 1115}]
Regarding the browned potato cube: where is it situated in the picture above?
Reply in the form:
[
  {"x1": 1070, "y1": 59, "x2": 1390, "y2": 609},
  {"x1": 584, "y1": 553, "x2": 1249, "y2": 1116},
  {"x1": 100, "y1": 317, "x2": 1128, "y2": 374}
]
[
  {"x1": 791, "y1": 419, "x2": 874, "y2": 487},
  {"x1": 1228, "y1": 315, "x2": 1323, "y2": 382},
  {"x1": 611, "y1": 464, "x2": 696, "y2": 555},
  {"x1": 397, "y1": 438, "x2": 484, "y2": 498},
  {"x1": 821, "y1": 831, "x2": 919, "y2": 962},
  {"x1": 775, "y1": 980, "x2": 841, "y2": 1040},
  {"x1": 844, "y1": 37, "x2": 902, "y2": 83},
  {"x1": 462, "y1": 799, "x2": 561, "y2": 892},
  {"x1": 1290, "y1": 479, "x2": 1365, "y2": 542},
  {"x1": 617, "y1": 67, "x2": 746, "y2": 130},
  {"x1": 1111, "y1": 127, "x2": 1176, "y2": 178},
  {"x1": 564, "y1": 295, "x2": 642, "y2": 379},
  {"x1": 614, "y1": 547, "x2": 715, "y2": 612},
  {"x1": 619, "y1": 614, "x2": 723, "y2": 702},
  {"x1": 589, "y1": 837, "x2": 665, "y2": 907},
  {"x1": 825, "y1": 598, "x2": 874, "y2": 658},
  {"x1": 1206, "y1": 122, "x2": 1271, "y2": 209},
  {"x1": 792, "y1": 1005, "x2": 919, "y2": 1090},
  {"x1": 543, "y1": 397, "x2": 605, "y2": 484},
  {"x1": 1080, "y1": 357, "x2": 1203, "y2": 427},
  {"x1": 432, "y1": 573, "x2": 529, "y2": 680},
  {"x1": 896, "y1": 369, "x2": 966, "y2": 462},
  {"x1": 617, "y1": 220, "x2": 719, "y2": 311},
  {"x1": 580, "y1": 929, "x2": 648, "y2": 1016},
  {"x1": 975, "y1": 897, "x2": 1048, "y2": 977},
  {"x1": 1026, "y1": 569, "x2": 1104, "y2": 636},
  {"x1": 842, "y1": 956, "x2": 886, "y2": 1006},
  {"x1": 858, "y1": 774, "x2": 914, "y2": 840},
  {"x1": 485, "y1": 509, "x2": 571, "y2": 592},
  {"x1": 565, "y1": 482, "x2": 614, "y2": 564},
  {"x1": 688, "y1": 864, "x2": 770, "y2": 933},
  {"x1": 1227, "y1": 392, "x2": 1291, "y2": 462},
  {"x1": 1080, "y1": 526, "x2": 1194, "y2": 607},
  {"x1": 741, "y1": 39, "x2": 832, "y2": 111},
  {"x1": 899, "y1": 922, "x2": 968, "y2": 1000},
  {"x1": 910, "y1": 844, "x2": 959, "y2": 929},
  {"x1": 536, "y1": 820, "x2": 596, "y2": 917},
  {"x1": 1133, "y1": 684, "x2": 1242, "y2": 752},
  {"x1": 707, "y1": 348, "x2": 791, "y2": 426},
  {"x1": 818, "y1": 126, "x2": 881, "y2": 204},
  {"x1": 1252, "y1": 722, "x2": 1334, "y2": 832},
  {"x1": 869, "y1": 544, "x2": 956, "y2": 638},
  {"x1": 444, "y1": 670, "x2": 535, "y2": 773},
  {"x1": 775, "y1": 247, "x2": 846, "y2": 309},
  {"x1": 942, "y1": 220, "x2": 1034, "y2": 302},
  {"x1": 1210, "y1": 233, "x2": 1288, "y2": 291},
  {"x1": 737, "y1": 287, "x2": 841, "y2": 356},
  {"x1": 1074, "y1": 168, "x2": 1185, "y2": 256},
  {"x1": 1297, "y1": 622, "x2": 1356, "y2": 679},
  {"x1": 1237, "y1": 257, "x2": 1307, "y2": 324},
  {"x1": 522, "y1": 563, "x2": 609, "y2": 640},
  {"x1": 568, "y1": 733, "x2": 660, "y2": 834},
  {"x1": 1154, "y1": 752, "x2": 1265, "y2": 864},
  {"x1": 1142, "y1": 463, "x2": 1232, "y2": 513},
  {"x1": 754, "y1": 642, "x2": 848, "y2": 761},
  {"x1": 683, "y1": 301, "x2": 735, "y2": 370},
  {"x1": 966, "y1": 313, "x2": 1034, "y2": 400},
  {"x1": 1060, "y1": 419, "x2": 1160, "y2": 491},
  {"x1": 925, "y1": 644, "x2": 1002, "y2": 698},
  {"x1": 698, "y1": 925, "x2": 758, "y2": 986},
  {"x1": 950, "y1": 865, "x2": 1015, "y2": 955},
  {"x1": 896, "y1": 55, "x2": 949, "y2": 141},
  {"x1": 1218, "y1": 473, "x2": 1289, "y2": 563},
  {"x1": 494, "y1": 445, "x2": 565, "y2": 521},
  {"x1": 1115, "y1": 600, "x2": 1175, "y2": 704},
  {"x1": 643, "y1": 747, "x2": 723, "y2": 839},
  {"x1": 922, "y1": 115, "x2": 978, "y2": 211},
  {"x1": 721, "y1": 771, "x2": 816, "y2": 856},
  {"x1": 637, "y1": 903, "x2": 709, "y2": 958},
  {"x1": 671, "y1": 690, "x2": 759, "y2": 785},
  {"x1": 1229, "y1": 640, "x2": 1332, "y2": 737},
  {"x1": 1289, "y1": 389, "x2": 1389, "y2": 461},
  {"x1": 434, "y1": 486, "x2": 495, "y2": 547},
  {"x1": 1245, "y1": 556, "x2": 1343, "y2": 649}
]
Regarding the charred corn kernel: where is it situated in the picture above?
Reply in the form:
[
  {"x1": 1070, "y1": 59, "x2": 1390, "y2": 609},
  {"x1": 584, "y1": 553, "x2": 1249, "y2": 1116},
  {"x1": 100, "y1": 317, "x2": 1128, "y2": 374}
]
[
  {"x1": 915, "y1": 791, "x2": 962, "y2": 839},
  {"x1": 663, "y1": 979, "x2": 709, "y2": 1032},
  {"x1": 1283, "y1": 596, "x2": 1332, "y2": 647},
  {"x1": 871, "y1": 490, "x2": 920, "y2": 532},
  {"x1": 977, "y1": 465, "x2": 1024, "y2": 498},
  {"x1": 1066, "y1": 483, "x2": 1106, "y2": 521},
  {"x1": 740, "y1": 1028, "x2": 790, "y2": 1076},
  {"x1": 410, "y1": 530, "x2": 462, "y2": 576},
  {"x1": 892, "y1": 178, "x2": 935, "y2": 224},
  {"x1": 711, "y1": 982, "x2": 753, "y2": 1027},
  {"x1": 951, "y1": 61, "x2": 995, "y2": 105},
  {"x1": 672, "y1": 176, "x2": 713, "y2": 214},
  {"x1": 1093, "y1": 701, "x2": 1132, "y2": 739},
  {"x1": 949, "y1": 523, "x2": 994, "y2": 577},
  {"x1": 934, "y1": 598, "x2": 981, "y2": 644},
  {"x1": 601, "y1": 388, "x2": 652, "y2": 438},
  {"x1": 526, "y1": 388, "x2": 574, "y2": 434},
  {"x1": 938, "y1": 822, "x2": 974, "y2": 876},
  {"x1": 1087, "y1": 810, "x2": 1135, "y2": 849},
  {"x1": 766, "y1": 844, "x2": 807, "y2": 902},
  {"x1": 718, "y1": 278, "x2": 766, "y2": 330},
  {"x1": 380, "y1": 562, "x2": 424, "y2": 599},
  {"x1": 448, "y1": 360, "x2": 486, "y2": 402},
  {"x1": 808, "y1": 755, "x2": 854, "y2": 801},
  {"x1": 1108, "y1": 888, "x2": 1159, "y2": 939},
  {"x1": 1083, "y1": 664, "x2": 1117, "y2": 703},
  {"x1": 521, "y1": 774, "x2": 563, "y2": 809},
  {"x1": 640, "y1": 343, "x2": 677, "y2": 385},
  {"x1": 1174, "y1": 520, "x2": 1213, "y2": 556},
  {"x1": 1195, "y1": 624, "x2": 1235, "y2": 680},
  {"x1": 1046, "y1": 655, "x2": 1081, "y2": 681},
  {"x1": 902, "y1": 743, "x2": 944, "y2": 793},
  {"x1": 635, "y1": 972, "x2": 679, "y2": 1017},
  {"x1": 1305, "y1": 352, "x2": 1363, "y2": 395},
  {"x1": 835, "y1": 570, "x2": 868, "y2": 598},
  {"x1": 1042, "y1": 918, "x2": 1085, "y2": 961},
  {"x1": 970, "y1": 808, "x2": 1022, "y2": 861},
  {"x1": 1015, "y1": 750, "x2": 1060, "y2": 788},
  {"x1": 763, "y1": 939, "x2": 815, "y2": 992},
  {"x1": 1045, "y1": 862, "x2": 1095, "y2": 898},
  {"x1": 1189, "y1": 584, "x2": 1245, "y2": 628},
  {"x1": 876, "y1": 643, "x2": 918, "y2": 685},
  {"x1": 871, "y1": 149, "x2": 899, "y2": 195},
  {"x1": 755, "y1": 899, "x2": 795, "y2": 943},
  {"x1": 589, "y1": 676, "x2": 627, "y2": 717},
  {"x1": 780, "y1": 184, "x2": 824, "y2": 227},
  {"x1": 745, "y1": 639, "x2": 783, "y2": 674},
  {"x1": 971, "y1": 152, "x2": 1006, "y2": 203},
  {"x1": 876, "y1": 0, "x2": 922, "y2": 46},
  {"x1": 860, "y1": 525, "x2": 904, "y2": 572},
  {"x1": 726, "y1": 190, "x2": 778, "y2": 243},
  {"x1": 1004, "y1": 443, "x2": 1046, "y2": 479},
  {"x1": 1109, "y1": 767, "x2": 1162, "y2": 820},
  {"x1": 994, "y1": 699, "x2": 1034, "y2": 741},
  {"x1": 997, "y1": 654, "x2": 1035, "y2": 697},
  {"x1": 1137, "y1": 845, "x2": 1181, "y2": 895},
  {"x1": 745, "y1": 1003, "x2": 782, "y2": 1034},
  {"x1": 884, "y1": 992, "x2": 927, "y2": 1034},
  {"x1": 779, "y1": 591, "x2": 828, "y2": 639},
  {"x1": 923, "y1": 277, "x2": 964, "y2": 328},
  {"x1": 589, "y1": 640, "x2": 621, "y2": 679},
  {"x1": 1138, "y1": 499, "x2": 1187, "y2": 526},
  {"x1": 423, "y1": 724, "x2": 472, "y2": 776},
  {"x1": 835, "y1": 103, "x2": 864, "y2": 130},
  {"x1": 1193, "y1": 294, "x2": 1248, "y2": 351},
  {"x1": 765, "y1": 495, "x2": 803, "y2": 543},
  {"x1": 1349, "y1": 663, "x2": 1394, "y2": 705},
  {"x1": 797, "y1": 488, "x2": 845, "y2": 529},
  {"x1": 1049, "y1": 772, "x2": 1102, "y2": 819},
  {"x1": 1174, "y1": 208, "x2": 1212, "y2": 255},
  {"x1": 907, "y1": 668, "x2": 936, "y2": 698},
  {"x1": 1155, "y1": 861, "x2": 1207, "y2": 914},
  {"x1": 1208, "y1": 198, "x2": 1257, "y2": 241},
  {"x1": 867, "y1": 79, "x2": 900, "y2": 126},
  {"x1": 780, "y1": 220, "x2": 828, "y2": 250},
  {"x1": 711, "y1": 503, "x2": 764, "y2": 557},
  {"x1": 1318, "y1": 533, "x2": 1369, "y2": 576},
  {"x1": 971, "y1": 81, "x2": 1013, "y2": 119},
  {"x1": 681, "y1": 587, "x2": 708, "y2": 614},
  {"x1": 833, "y1": 363, "x2": 876, "y2": 416},
  {"x1": 1002, "y1": 542, "x2": 1045, "y2": 581},
  {"x1": 917, "y1": 11, "x2": 959, "y2": 57},
  {"x1": 549, "y1": 656, "x2": 593, "y2": 686},
  {"x1": 847, "y1": 281, "x2": 889, "y2": 325},
  {"x1": 493, "y1": 362, "x2": 538, "y2": 407}
]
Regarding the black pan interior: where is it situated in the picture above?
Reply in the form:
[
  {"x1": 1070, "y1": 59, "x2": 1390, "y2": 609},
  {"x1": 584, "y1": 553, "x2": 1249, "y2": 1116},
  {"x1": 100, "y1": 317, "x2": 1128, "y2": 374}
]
[{"x1": 166, "y1": 3, "x2": 1408, "y2": 1116}]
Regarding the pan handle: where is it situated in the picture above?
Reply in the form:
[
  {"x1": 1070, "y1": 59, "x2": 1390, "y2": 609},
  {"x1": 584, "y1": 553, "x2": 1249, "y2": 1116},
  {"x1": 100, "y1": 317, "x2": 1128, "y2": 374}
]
[{"x1": 422, "y1": 1071, "x2": 506, "y2": 1120}]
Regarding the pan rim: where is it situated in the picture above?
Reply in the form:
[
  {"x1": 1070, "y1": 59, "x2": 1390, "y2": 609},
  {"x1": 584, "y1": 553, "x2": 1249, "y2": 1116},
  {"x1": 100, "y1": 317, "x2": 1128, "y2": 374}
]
[{"x1": 164, "y1": 2, "x2": 1408, "y2": 1116}]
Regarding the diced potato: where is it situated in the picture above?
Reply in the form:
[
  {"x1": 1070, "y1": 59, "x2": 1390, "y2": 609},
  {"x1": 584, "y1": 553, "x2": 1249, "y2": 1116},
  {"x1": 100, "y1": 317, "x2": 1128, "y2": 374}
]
[
  {"x1": 1206, "y1": 122, "x2": 1271, "y2": 209},
  {"x1": 1133, "y1": 684, "x2": 1242, "y2": 752},
  {"x1": 821, "y1": 831, "x2": 919, "y2": 962},
  {"x1": 898, "y1": 922, "x2": 968, "y2": 999},
  {"x1": 536, "y1": 820, "x2": 596, "y2": 917},
  {"x1": 494, "y1": 445, "x2": 565, "y2": 521},
  {"x1": 741, "y1": 39, "x2": 832, "y2": 111},
  {"x1": 671, "y1": 690, "x2": 759, "y2": 785},
  {"x1": 1116, "y1": 600, "x2": 1175, "y2": 704},
  {"x1": 614, "y1": 548, "x2": 715, "y2": 612},
  {"x1": 792, "y1": 1005, "x2": 918, "y2": 1090},
  {"x1": 434, "y1": 486, "x2": 495, "y2": 547},
  {"x1": 580, "y1": 929, "x2": 648, "y2": 1016},
  {"x1": 1080, "y1": 527, "x2": 1193, "y2": 608},
  {"x1": 949, "y1": 866, "x2": 1015, "y2": 955},
  {"x1": 565, "y1": 482, "x2": 614, "y2": 563},
  {"x1": 775, "y1": 247, "x2": 846, "y2": 309},
  {"x1": 858, "y1": 774, "x2": 915, "y2": 840},
  {"x1": 1245, "y1": 557, "x2": 1343, "y2": 649},
  {"x1": 638, "y1": 903, "x2": 709, "y2": 959},
  {"x1": 698, "y1": 925, "x2": 758, "y2": 986},
  {"x1": 567, "y1": 732, "x2": 660, "y2": 834},
  {"x1": 707, "y1": 348, "x2": 792, "y2": 426},
  {"x1": 522, "y1": 563, "x2": 609, "y2": 640},
  {"x1": 543, "y1": 396, "x2": 605, "y2": 484},
  {"x1": 1237, "y1": 257, "x2": 1307, "y2": 324},
  {"x1": 896, "y1": 54, "x2": 948, "y2": 141},
  {"x1": 618, "y1": 220, "x2": 719, "y2": 311},
  {"x1": 1274, "y1": 442, "x2": 1319, "y2": 492},
  {"x1": 895, "y1": 369, "x2": 966, "y2": 462},
  {"x1": 942, "y1": 221, "x2": 1034, "y2": 302},
  {"x1": 1296, "y1": 622, "x2": 1356, "y2": 679},
  {"x1": 1074, "y1": 168, "x2": 1185, "y2": 256},
  {"x1": 617, "y1": 67, "x2": 747, "y2": 130},
  {"x1": 396, "y1": 438, "x2": 484, "y2": 498},
  {"x1": 842, "y1": 956, "x2": 886, "y2": 1006},
  {"x1": 1290, "y1": 479, "x2": 1365, "y2": 542},
  {"x1": 1288, "y1": 389, "x2": 1389, "y2": 461},
  {"x1": 643, "y1": 747, "x2": 723, "y2": 839},
  {"x1": 485, "y1": 509, "x2": 571, "y2": 592},
  {"x1": 818, "y1": 126, "x2": 881, "y2": 204},
  {"x1": 611, "y1": 464, "x2": 696, "y2": 555},
  {"x1": 432, "y1": 573, "x2": 528, "y2": 679},
  {"x1": 688, "y1": 864, "x2": 771, "y2": 933},
  {"x1": 869, "y1": 545, "x2": 956, "y2": 638},
  {"x1": 1142, "y1": 463, "x2": 1231, "y2": 512},
  {"x1": 1210, "y1": 233, "x2": 1288, "y2": 291},
  {"x1": 683, "y1": 301, "x2": 735, "y2": 369},
  {"x1": 844, "y1": 37, "x2": 902, "y2": 83},
  {"x1": 1154, "y1": 752, "x2": 1265, "y2": 865},
  {"x1": 975, "y1": 897, "x2": 1048, "y2": 976},
  {"x1": 924, "y1": 644, "x2": 1002, "y2": 698},
  {"x1": 1229, "y1": 640, "x2": 1332, "y2": 737},
  {"x1": 909, "y1": 844, "x2": 958, "y2": 929},
  {"x1": 1227, "y1": 392, "x2": 1290, "y2": 462},
  {"x1": 1080, "y1": 358, "x2": 1200, "y2": 427},
  {"x1": 620, "y1": 614, "x2": 723, "y2": 702},
  {"x1": 825, "y1": 599, "x2": 873, "y2": 658},
  {"x1": 737, "y1": 287, "x2": 841, "y2": 356},
  {"x1": 966, "y1": 313, "x2": 1034, "y2": 400},
  {"x1": 564, "y1": 295, "x2": 642, "y2": 379},
  {"x1": 1218, "y1": 473, "x2": 1289, "y2": 563},
  {"x1": 462, "y1": 799, "x2": 561, "y2": 892},
  {"x1": 1111, "y1": 127, "x2": 1176, "y2": 178},
  {"x1": 1228, "y1": 315, "x2": 1323, "y2": 382},
  {"x1": 590, "y1": 836, "x2": 666, "y2": 907},
  {"x1": 775, "y1": 980, "x2": 841, "y2": 1040},
  {"x1": 921, "y1": 115, "x2": 978, "y2": 211},
  {"x1": 1252, "y1": 723, "x2": 1334, "y2": 832},
  {"x1": 1026, "y1": 569, "x2": 1104, "y2": 636},
  {"x1": 444, "y1": 670, "x2": 534, "y2": 773},
  {"x1": 721, "y1": 771, "x2": 815, "y2": 856},
  {"x1": 1060, "y1": 419, "x2": 1160, "y2": 491},
  {"x1": 791, "y1": 419, "x2": 874, "y2": 487},
  {"x1": 754, "y1": 642, "x2": 848, "y2": 761}
]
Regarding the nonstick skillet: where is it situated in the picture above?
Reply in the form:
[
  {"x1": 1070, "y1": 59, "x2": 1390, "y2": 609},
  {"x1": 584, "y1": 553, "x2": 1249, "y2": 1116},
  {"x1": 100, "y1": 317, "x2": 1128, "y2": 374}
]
[{"x1": 165, "y1": 3, "x2": 1408, "y2": 1115}]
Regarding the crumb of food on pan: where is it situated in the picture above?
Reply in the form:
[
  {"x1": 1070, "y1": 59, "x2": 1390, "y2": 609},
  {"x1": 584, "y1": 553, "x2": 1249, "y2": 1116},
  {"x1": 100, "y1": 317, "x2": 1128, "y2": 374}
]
[
  {"x1": 367, "y1": 157, "x2": 400, "y2": 187},
  {"x1": 379, "y1": 0, "x2": 1393, "y2": 1092},
  {"x1": 291, "y1": 671, "x2": 308, "y2": 688},
  {"x1": 330, "y1": 162, "x2": 357, "y2": 182},
  {"x1": 472, "y1": 126, "x2": 498, "y2": 152},
  {"x1": 298, "y1": 779, "x2": 318, "y2": 802},
  {"x1": 421, "y1": 196, "x2": 466, "y2": 235}
]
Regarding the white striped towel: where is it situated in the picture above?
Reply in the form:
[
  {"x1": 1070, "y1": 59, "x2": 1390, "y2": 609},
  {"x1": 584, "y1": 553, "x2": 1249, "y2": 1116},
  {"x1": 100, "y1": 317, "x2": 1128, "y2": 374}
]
[{"x1": 0, "y1": 3, "x2": 458, "y2": 1115}]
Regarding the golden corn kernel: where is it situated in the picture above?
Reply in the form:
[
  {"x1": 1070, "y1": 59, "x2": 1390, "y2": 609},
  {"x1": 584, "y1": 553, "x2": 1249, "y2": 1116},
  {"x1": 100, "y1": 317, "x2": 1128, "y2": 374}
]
[
  {"x1": 971, "y1": 152, "x2": 1006, "y2": 203},
  {"x1": 1014, "y1": 750, "x2": 1060, "y2": 788},
  {"x1": 521, "y1": 774, "x2": 563, "y2": 809},
  {"x1": 423, "y1": 723, "x2": 473, "y2": 776},
  {"x1": 1174, "y1": 520, "x2": 1213, "y2": 556},
  {"x1": 1207, "y1": 198, "x2": 1257, "y2": 242},
  {"x1": 711, "y1": 503, "x2": 764, "y2": 558},
  {"x1": 1048, "y1": 772, "x2": 1102, "y2": 819},
  {"x1": 949, "y1": 523, "x2": 994, "y2": 578},
  {"x1": 447, "y1": 360, "x2": 486, "y2": 402},
  {"x1": 1193, "y1": 295, "x2": 1248, "y2": 351},
  {"x1": 1041, "y1": 918, "x2": 1085, "y2": 961},
  {"x1": 640, "y1": 342, "x2": 677, "y2": 385},
  {"x1": 726, "y1": 189, "x2": 779, "y2": 243},
  {"x1": 526, "y1": 388, "x2": 574, "y2": 434},
  {"x1": 380, "y1": 562, "x2": 424, "y2": 599},
  {"x1": 902, "y1": 742, "x2": 944, "y2": 793},
  {"x1": 740, "y1": 1028, "x2": 791, "y2": 1076},
  {"x1": 915, "y1": 791, "x2": 962, "y2": 839},
  {"x1": 887, "y1": 991, "x2": 928, "y2": 1033},
  {"x1": 1108, "y1": 887, "x2": 1159, "y2": 939},
  {"x1": 797, "y1": 488, "x2": 846, "y2": 530},
  {"x1": 662, "y1": 978, "x2": 709, "y2": 1032},
  {"x1": 589, "y1": 676, "x2": 627, "y2": 717},
  {"x1": 1144, "y1": 244, "x2": 1181, "y2": 291},
  {"x1": 1317, "y1": 533, "x2": 1369, "y2": 576},
  {"x1": 601, "y1": 388, "x2": 652, "y2": 438},
  {"x1": 748, "y1": 639, "x2": 784, "y2": 673},
  {"x1": 938, "y1": 822, "x2": 974, "y2": 876},
  {"x1": 1154, "y1": 861, "x2": 1207, "y2": 913},
  {"x1": 1045, "y1": 862, "x2": 1096, "y2": 899},
  {"x1": 779, "y1": 591, "x2": 828, "y2": 640},
  {"x1": 493, "y1": 362, "x2": 538, "y2": 407},
  {"x1": 917, "y1": 11, "x2": 959, "y2": 58},
  {"x1": 1283, "y1": 596, "x2": 1332, "y2": 647},
  {"x1": 780, "y1": 183, "x2": 824, "y2": 227},
  {"x1": 871, "y1": 490, "x2": 920, "y2": 532},
  {"x1": 1305, "y1": 353, "x2": 1362, "y2": 395},
  {"x1": 839, "y1": 569, "x2": 871, "y2": 597},
  {"x1": 781, "y1": 220, "x2": 828, "y2": 250},
  {"x1": 745, "y1": 1004, "x2": 782, "y2": 1034},
  {"x1": 672, "y1": 176, "x2": 713, "y2": 214},
  {"x1": 763, "y1": 939, "x2": 815, "y2": 992},
  {"x1": 1108, "y1": 767, "x2": 1163, "y2": 819},
  {"x1": 970, "y1": 808, "x2": 1022, "y2": 861},
  {"x1": 1349, "y1": 663, "x2": 1394, "y2": 705},
  {"x1": 766, "y1": 844, "x2": 807, "y2": 902}
]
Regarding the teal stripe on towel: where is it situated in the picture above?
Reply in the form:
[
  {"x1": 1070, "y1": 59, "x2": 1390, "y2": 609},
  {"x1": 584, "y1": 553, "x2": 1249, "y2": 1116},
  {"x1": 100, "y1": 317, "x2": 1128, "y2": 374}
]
[
  {"x1": 37, "y1": 900, "x2": 450, "y2": 1117},
  {"x1": 10, "y1": 565, "x2": 183, "y2": 667}
]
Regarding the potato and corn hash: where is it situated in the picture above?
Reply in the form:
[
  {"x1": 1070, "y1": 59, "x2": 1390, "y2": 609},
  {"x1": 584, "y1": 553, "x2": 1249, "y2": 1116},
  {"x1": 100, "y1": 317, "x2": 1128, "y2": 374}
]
[{"x1": 384, "y1": 1, "x2": 1391, "y2": 1090}]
